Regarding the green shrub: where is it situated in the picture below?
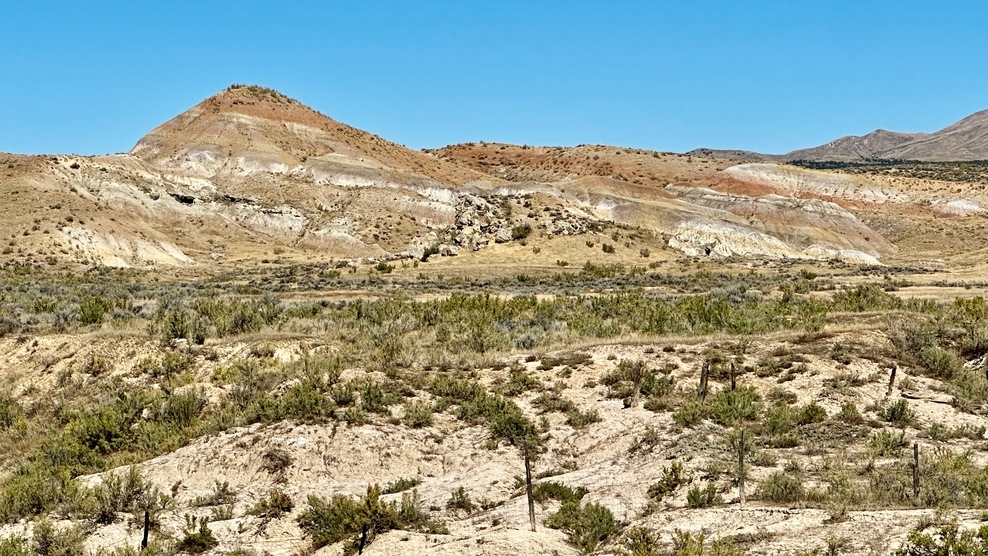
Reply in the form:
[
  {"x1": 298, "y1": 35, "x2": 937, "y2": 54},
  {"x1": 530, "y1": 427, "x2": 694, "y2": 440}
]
[
  {"x1": 79, "y1": 295, "x2": 110, "y2": 325},
  {"x1": 299, "y1": 490, "x2": 365, "y2": 548},
  {"x1": 510, "y1": 224, "x2": 533, "y2": 241},
  {"x1": 503, "y1": 368, "x2": 543, "y2": 396},
  {"x1": 620, "y1": 526, "x2": 661, "y2": 556},
  {"x1": 342, "y1": 407, "x2": 366, "y2": 425},
  {"x1": 0, "y1": 536, "x2": 31, "y2": 556},
  {"x1": 382, "y1": 478, "x2": 421, "y2": 495},
  {"x1": 920, "y1": 347, "x2": 964, "y2": 380},
  {"x1": 440, "y1": 381, "x2": 539, "y2": 448},
  {"x1": 532, "y1": 392, "x2": 576, "y2": 413},
  {"x1": 565, "y1": 408, "x2": 602, "y2": 429},
  {"x1": 928, "y1": 422, "x2": 986, "y2": 441},
  {"x1": 360, "y1": 383, "x2": 389, "y2": 414},
  {"x1": 763, "y1": 403, "x2": 796, "y2": 436},
  {"x1": 647, "y1": 462, "x2": 688, "y2": 501},
  {"x1": 0, "y1": 396, "x2": 23, "y2": 430},
  {"x1": 671, "y1": 530, "x2": 745, "y2": 556},
  {"x1": 879, "y1": 399, "x2": 914, "y2": 427},
  {"x1": 331, "y1": 384, "x2": 356, "y2": 406},
  {"x1": 686, "y1": 483, "x2": 721, "y2": 508},
  {"x1": 154, "y1": 308, "x2": 207, "y2": 345},
  {"x1": 194, "y1": 480, "x2": 237, "y2": 507},
  {"x1": 421, "y1": 245, "x2": 440, "y2": 262},
  {"x1": 445, "y1": 487, "x2": 475, "y2": 513},
  {"x1": 403, "y1": 401, "x2": 433, "y2": 428},
  {"x1": 546, "y1": 501, "x2": 620, "y2": 554},
  {"x1": 895, "y1": 448, "x2": 984, "y2": 508},
  {"x1": 175, "y1": 515, "x2": 218, "y2": 554},
  {"x1": 673, "y1": 399, "x2": 706, "y2": 427},
  {"x1": 893, "y1": 524, "x2": 988, "y2": 555},
  {"x1": 796, "y1": 403, "x2": 827, "y2": 425},
  {"x1": 277, "y1": 379, "x2": 335, "y2": 423},
  {"x1": 868, "y1": 429, "x2": 906, "y2": 457},
  {"x1": 160, "y1": 389, "x2": 206, "y2": 428},
  {"x1": 31, "y1": 520, "x2": 86, "y2": 556},
  {"x1": 193, "y1": 297, "x2": 281, "y2": 337},
  {"x1": 0, "y1": 463, "x2": 75, "y2": 522},
  {"x1": 830, "y1": 284, "x2": 903, "y2": 312},
  {"x1": 532, "y1": 482, "x2": 588, "y2": 504},
  {"x1": 297, "y1": 485, "x2": 441, "y2": 552},
  {"x1": 835, "y1": 402, "x2": 863, "y2": 425},
  {"x1": 159, "y1": 351, "x2": 193, "y2": 379},
  {"x1": 374, "y1": 262, "x2": 394, "y2": 274},
  {"x1": 756, "y1": 471, "x2": 805, "y2": 503},
  {"x1": 248, "y1": 489, "x2": 294, "y2": 519},
  {"x1": 709, "y1": 387, "x2": 761, "y2": 426},
  {"x1": 429, "y1": 375, "x2": 485, "y2": 402},
  {"x1": 70, "y1": 407, "x2": 128, "y2": 455},
  {"x1": 86, "y1": 466, "x2": 164, "y2": 525}
]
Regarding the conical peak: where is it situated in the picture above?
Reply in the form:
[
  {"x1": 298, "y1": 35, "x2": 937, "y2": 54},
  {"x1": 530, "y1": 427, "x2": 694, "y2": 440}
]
[
  {"x1": 212, "y1": 84, "x2": 301, "y2": 107},
  {"x1": 192, "y1": 84, "x2": 328, "y2": 125}
]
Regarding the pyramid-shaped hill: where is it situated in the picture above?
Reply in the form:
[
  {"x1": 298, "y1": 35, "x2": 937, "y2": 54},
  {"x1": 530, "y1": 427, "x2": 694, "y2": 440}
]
[{"x1": 131, "y1": 85, "x2": 489, "y2": 186}]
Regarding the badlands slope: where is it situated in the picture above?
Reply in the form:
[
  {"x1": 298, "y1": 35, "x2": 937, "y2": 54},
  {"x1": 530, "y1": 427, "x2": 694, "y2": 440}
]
[{"x1": 4, "y1": 86, "x2": 974, "y2": 273}]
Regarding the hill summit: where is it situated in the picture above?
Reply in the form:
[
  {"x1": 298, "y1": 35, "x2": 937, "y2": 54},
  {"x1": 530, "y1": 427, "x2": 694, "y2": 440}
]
[{"x1": 131, "y1": 84, "x2": 485, "y2": 185}]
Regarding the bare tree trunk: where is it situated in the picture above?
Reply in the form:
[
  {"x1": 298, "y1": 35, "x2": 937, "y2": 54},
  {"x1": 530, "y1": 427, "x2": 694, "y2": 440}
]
[
  {"x1": 729, "y1": 361, "x2": 736, "y2": 392},
  {"x1": 525, "y1": 446, "x2": 536, "y2": 532},
  {"x1": 886, "y1": 365, "x2": 898, "y2": 397},
  {"x1": 738, "y1": 428, "x2": 746, "y2": 509},
  {"x1": 141, "y1": 510, "x2": 150, "y2": 551},
  {"x1": 358, "y1": 525, "x2": 368, "y2": 555},
  {"x1": 913, "y1": 443, "x2": 920, "y2": 501},
  {"x1": 699, "y1": 361, "x2": 710, "y2": 400}
]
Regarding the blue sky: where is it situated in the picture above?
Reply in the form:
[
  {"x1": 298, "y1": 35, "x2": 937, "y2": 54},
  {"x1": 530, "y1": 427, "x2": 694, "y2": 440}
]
[{"x1": 1, "y1": 1, "x2": 985, "y2": 155}]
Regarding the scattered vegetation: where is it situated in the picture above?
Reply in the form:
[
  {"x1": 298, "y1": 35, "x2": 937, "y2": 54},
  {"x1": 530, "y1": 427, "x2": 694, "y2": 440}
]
[
  {"x1": 647, "y1": 462, "x2": 690, "y2": 502},
  {"x1": 686, "y1": 483, "x2": 721, "y2": 508},
  {"x1": 894, "y1": 524, "x2": 988, "y2": 555},
  {"x1": 3, "y1": 259, "x2": 988, "y2": 552},
  {"x1": 176, "y1": 515, "x2": 219, "y2": 554},
  {"x1": 248, "y1": 489, "x2": 294, "y2": 519},
  {"x1": 297, "y1": 485, "x2": 444, "y2": 553},
  {"x1": 546, "y1": 499, "x2": 620, "y2": 554}
]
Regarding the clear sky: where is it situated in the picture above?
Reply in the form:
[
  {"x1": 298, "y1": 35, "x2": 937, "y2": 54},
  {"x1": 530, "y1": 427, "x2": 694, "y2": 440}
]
[{"x1": 1, "y1": 1, "x2": 986, "y2": 156}]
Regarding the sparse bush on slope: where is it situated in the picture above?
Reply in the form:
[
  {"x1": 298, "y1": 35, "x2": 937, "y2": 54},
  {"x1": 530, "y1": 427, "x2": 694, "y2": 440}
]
[{"x1": 297, "y1": 485, "x2": 444, "y2": 553}]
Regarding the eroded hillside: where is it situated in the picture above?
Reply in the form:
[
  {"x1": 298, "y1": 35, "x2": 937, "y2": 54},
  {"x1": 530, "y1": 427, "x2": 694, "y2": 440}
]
[{"x1": 7, "y1": 87, "x2": 987, "y2": 275}]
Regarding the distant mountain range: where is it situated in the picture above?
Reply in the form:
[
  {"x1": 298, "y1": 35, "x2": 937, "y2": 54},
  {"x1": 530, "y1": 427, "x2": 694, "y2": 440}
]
[{"x1": 689, "y1": 109, "x2": 988, "y2": 162}]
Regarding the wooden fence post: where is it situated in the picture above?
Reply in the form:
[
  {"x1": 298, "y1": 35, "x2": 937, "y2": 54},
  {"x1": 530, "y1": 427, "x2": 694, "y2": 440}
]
[
  {"x1": 699, "y1": 361, "x2": 710, "y2": 400},
  {"x1": 141, "y1": 510, "x2": 150, "y2": 551},
  {"x1": 738, "y1": 428, "x2": 746, "y2": 509},
  {"x1": 525, "y1": 445, "x2": 536, "y2": 532},
  {"x1": 912, "y1": 443, "x2": 920, "y2": 500}
]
